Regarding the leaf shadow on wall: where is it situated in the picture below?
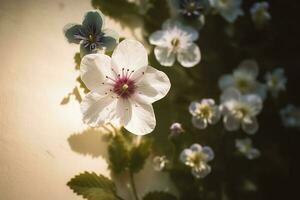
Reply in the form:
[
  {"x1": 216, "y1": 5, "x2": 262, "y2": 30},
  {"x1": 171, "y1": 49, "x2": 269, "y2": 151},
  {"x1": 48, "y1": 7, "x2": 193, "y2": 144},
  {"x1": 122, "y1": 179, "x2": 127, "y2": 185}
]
[{"x1": 67, "y1": 128, "x2": 109, "y2": 159}]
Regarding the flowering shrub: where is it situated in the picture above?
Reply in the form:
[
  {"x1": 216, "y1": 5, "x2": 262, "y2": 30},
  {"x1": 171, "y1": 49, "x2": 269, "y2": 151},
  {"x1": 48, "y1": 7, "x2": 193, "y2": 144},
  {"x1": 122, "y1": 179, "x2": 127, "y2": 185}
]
[{"x1": 62, "y1": 1, "x2": 299, "y2": 200}]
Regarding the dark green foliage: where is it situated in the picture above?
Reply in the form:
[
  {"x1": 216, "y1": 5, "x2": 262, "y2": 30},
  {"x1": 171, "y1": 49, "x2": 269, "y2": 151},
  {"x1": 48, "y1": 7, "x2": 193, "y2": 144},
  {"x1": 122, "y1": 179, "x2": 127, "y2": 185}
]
[
  {"x1": 67, "y1": 172, "x2": 121, "y2": 200},
  {"x1": 128, "y1": 138, "x2": 152, "y2": 173},
  {"x1": 108, "y1": 131, "x2": 152, "y2": 174},
  {"x1": 108, "y1": 133, "x2": 130, "y2": 174},
  {"x1": 143, "y1": 191, "x2": 177, "y2": 200},
  {"x1": 91, "y1": 0, "x2": 140, "y2": 25}
]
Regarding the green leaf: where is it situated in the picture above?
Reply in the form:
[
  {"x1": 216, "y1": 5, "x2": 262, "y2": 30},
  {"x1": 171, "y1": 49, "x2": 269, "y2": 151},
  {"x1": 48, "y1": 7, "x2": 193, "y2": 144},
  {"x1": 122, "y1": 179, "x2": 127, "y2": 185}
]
[
  {"x1": 108, "y1": 134, "x2": 130, "y2": 174},
  {"x1": 129, "y1": 138, "x2": 152, "y2": 173},
  {"x1": 143, "y1": 191, "x2": 177, "y2": 200},
  {"x1": 67, "y1": 172, "x2": 119, "y2": 200}
]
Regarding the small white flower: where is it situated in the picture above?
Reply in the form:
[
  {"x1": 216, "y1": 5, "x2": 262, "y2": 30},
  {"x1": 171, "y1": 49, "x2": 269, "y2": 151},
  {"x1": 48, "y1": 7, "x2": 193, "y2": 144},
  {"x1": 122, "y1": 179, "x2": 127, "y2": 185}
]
[
  {"x1": 189, "y1": 99, "x2": 221, "y2": 129},
  {"x1": 153, "y1": 156, "x2": 169, "y2": 171},
  {"x1": 209, "y1": 0, "x2": 243, "y2": 23},
  {"x1": 221, "y1": 88, "x2": 263, "y2": 134},
  {"x1": 80, "y1": 39, "x2": 171, "y2": 135},
  {"x1": 235, "y1": 138, "x2": 260, "y2": 160},
  {"x1": 149, "y1": 19, "x2": 201, "y2": 67},
  {"x1": 169, "y1": 122, "x2": 185, "y2": 137},
  {"x1": 180, "y1": 144, "x2": 214, "y2": 178},
  {"x1": 250, "y1": 2, "x2": 271, "y2": 28},
  {"x1": 265, "y1": 68, "x2": 287, "y2": 98},
  {"x1": 280, "y1": 104, "x2": 300, "y2": 129},
  {"x1": 218, "y1": 59, "x2": 267, "y2": 99}
]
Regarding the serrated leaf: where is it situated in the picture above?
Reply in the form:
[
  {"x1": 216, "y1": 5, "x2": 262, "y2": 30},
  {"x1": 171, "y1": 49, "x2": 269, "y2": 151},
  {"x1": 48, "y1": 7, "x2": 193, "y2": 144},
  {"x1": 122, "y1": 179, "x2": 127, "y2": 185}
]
[
  {"x1": 108, "y1": 134, "x2": 130, "y2": 174},
  {"x1": 67, "y1": 172, "x2": 118, "y2": 200},
  {"x1": 143, "y1": 191, "x2": 177, "y2": 200},
  {"x1": 129, "y1": 139, "x2": 152, "y2": 173}
]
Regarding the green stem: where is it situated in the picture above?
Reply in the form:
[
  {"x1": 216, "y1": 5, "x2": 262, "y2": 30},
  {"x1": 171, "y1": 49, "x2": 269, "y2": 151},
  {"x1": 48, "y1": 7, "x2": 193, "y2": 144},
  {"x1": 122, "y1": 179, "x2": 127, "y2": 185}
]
[{"x1": 129, "y1": 171, "x2": 139, "y2": 200}]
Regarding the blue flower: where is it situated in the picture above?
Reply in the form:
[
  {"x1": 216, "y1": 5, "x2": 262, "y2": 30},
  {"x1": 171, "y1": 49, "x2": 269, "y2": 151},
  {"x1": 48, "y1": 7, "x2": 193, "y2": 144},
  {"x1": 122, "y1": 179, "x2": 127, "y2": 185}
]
[
  {"x1": 179, "y1": 0, "x2": 204, "y2": 19},
  {"x1": 167, "y1": 0, "x2": 209, "y2": 29},
  {"x1": 64, "y1": 10, "x2": 119, "y2": 57}
]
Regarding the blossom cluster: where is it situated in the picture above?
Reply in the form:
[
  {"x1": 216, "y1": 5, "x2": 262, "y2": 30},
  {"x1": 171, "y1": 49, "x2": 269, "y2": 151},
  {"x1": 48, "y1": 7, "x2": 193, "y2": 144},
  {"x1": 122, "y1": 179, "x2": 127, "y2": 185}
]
[{"x1": 63, "y1": 1, "x2": 298, "y2": 199}]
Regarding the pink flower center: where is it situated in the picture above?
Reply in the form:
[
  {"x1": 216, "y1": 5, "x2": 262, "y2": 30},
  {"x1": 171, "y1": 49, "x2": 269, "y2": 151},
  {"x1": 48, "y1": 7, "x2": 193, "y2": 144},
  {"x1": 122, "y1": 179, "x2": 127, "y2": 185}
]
[
  {"x1": 103, "y1": 68, "x2": 144, "y2": 99},
  {"x1": 113, "y1": 76, "x2": 136, "y2": 98}
]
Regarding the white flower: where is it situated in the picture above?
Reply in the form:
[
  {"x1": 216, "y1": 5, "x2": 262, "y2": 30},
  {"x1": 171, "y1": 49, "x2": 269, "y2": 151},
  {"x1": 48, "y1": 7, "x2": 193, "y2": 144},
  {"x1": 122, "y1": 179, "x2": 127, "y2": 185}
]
[
  {"x1": 265, "y1": 68, "x2": 287, "y2": 98},
  {"x1": 209, "y1": 0, "x2": 243, "y2": 23},
  {"x1": 149, "y1": 19, "x2": 201, "y2": 67},
  {"x1": 221, "y1": 88, "x2": 263, "y2": 134},
  {"x1": 189, "y1": 99, "x2": 221, "y2": 129},
  {"x1": 218, "y1": 59, "x2": 267, "y2": 99},
  {"x1": 280, "y1": 104, "x2": 300, "y2": 129},
  {"x1": 169, "y1": 122, "x2": 185, "y2": 138},
  {"x1": 153, "y1": 156, "x2": 169, "y2": 171},
  {"x1": 250, "y1": 2, "x2": 271, "y2": 28},
  {"x1": 180, "y1": 144, "x2": 214, "y2": 178},
  {"x1": 235, "y1": 138, "x2": 260, "y2": 160},
  {"x1": 80, "y1": 39, "x2": 171, "y2": 135}
]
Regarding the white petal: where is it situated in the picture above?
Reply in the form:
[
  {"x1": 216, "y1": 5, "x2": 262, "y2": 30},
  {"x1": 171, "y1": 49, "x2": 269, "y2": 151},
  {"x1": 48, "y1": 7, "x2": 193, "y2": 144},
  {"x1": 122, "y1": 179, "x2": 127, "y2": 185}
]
[
  {"x1": 180, "y1": 25, "x2": 199, "y2": 41},
  {"x1": 116, "y1": 98, "x2": 131, "y2": 126},
  {"x1": 218, "y1": 74, "x2": 234, "y2": 91},
  {"x1": 202, "y1": 146, "x2": 214, "y2": 161},
  {"x1": 112, "y1": 39, "x2": 148, "y2": 72},
  {"x1": 154, "y1": 46, "x2": 176, "y2": 67},
  {"x1": 180, "y1": 149, "x2": 192, "y2": 163},
  {"x1": 149, "y1": 30, "x2": 166, "y2": 46},
  {"x1": 134, "y1": 66, "x2": 170, "y2": 104},
  {"x1": 192, "y1": 117, "x2": 208, "y2": 129},
  {"x1": 242, "y1": 117, "x2": 259, "y2": 134},
  {"x1": 124, "y1": 100, "x2": 156, "y2": 135},
  {"x1": 189, "y1": 101, "x2": 199, "y2": 115},
  {"x1": 190, "y1": 143, "x2": 202, "y2": 152},
  {"x1": 162, "y1": 19, "x2": 180, "y2": 30},
  {"x1": 177, "y1": 44, "x2": 201, "y2": 68},
  {"x1": 191, "y1": 164, "x2": 211, "y2": 179},
  {"x1": 80, "y1": 92, "x2": 120, "y2": 127},
  {"x1": 243, "y1": 94, "x2": 263, "y2": 115},
  {"x1": 201, "y1": 99, "x2": 215, "y2": 106},
  {"x1": 238, "y1": 59, "x2": 259, "y2": 78},
  {"x1": 80, "y1": 54, "x2": 113, "y2": 91},
  {"x1": 223, "y1": 114, "x2": 240, "y2": 131},
  {"x1": 221, "y1": 88, "x2": 241, "y2": 103},
  {"x1": 208, "y1": 106, "x2": 221, "y2": 125}
]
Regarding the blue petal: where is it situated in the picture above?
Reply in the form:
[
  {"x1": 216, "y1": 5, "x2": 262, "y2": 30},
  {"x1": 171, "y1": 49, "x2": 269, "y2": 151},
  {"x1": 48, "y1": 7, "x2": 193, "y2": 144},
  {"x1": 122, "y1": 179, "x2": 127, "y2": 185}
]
[
  {"x1": 63, "y1": 24, "x2": 83, "y2": 44},
  {"x1": 101, "y1": 29, "x2": 119, "y2": 51},
  {"x1": 82, "y1": 11, "x2": 104, "y2": 34}
]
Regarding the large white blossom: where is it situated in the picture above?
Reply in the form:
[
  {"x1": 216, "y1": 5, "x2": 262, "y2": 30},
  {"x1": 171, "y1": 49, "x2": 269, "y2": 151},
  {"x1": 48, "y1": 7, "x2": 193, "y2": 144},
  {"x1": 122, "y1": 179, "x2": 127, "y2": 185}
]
[
  {"x1": 265, "y1": 68, "x2": 287, "y2": 98},
  {"x1": 209, "y1": 0, "x2": 243, "y2": 23},
  {"x1": 180, "y1": 144, "x2": 214, "y2": 178},
  {"x1": 149, "y1": 19, "x2": 201, "y2": 68},
  {"x1": 221, "y1": 88, "x2": 263, "y2": 134},
  {"x1": 219, "y1": 59, "x2": 267, "y2": 99},
  {"x1": 189, "y1": 99, "x2": 221, "y2": 129},
  {"x1": 80, "y1": 39, "x2": 171, "y2": 135}
]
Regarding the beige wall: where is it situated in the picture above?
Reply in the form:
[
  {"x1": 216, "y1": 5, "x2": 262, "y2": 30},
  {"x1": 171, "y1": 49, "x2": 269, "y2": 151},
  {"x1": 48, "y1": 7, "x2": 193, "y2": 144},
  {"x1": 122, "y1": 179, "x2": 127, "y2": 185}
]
[{"x1": 0, "y1": 0, "x2": 176, "y2": 199}]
